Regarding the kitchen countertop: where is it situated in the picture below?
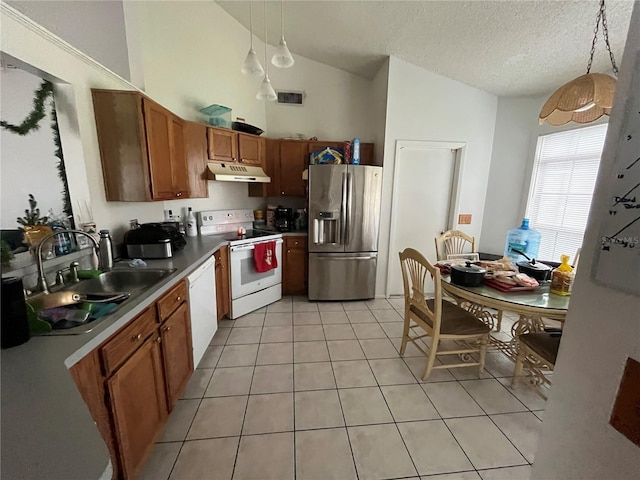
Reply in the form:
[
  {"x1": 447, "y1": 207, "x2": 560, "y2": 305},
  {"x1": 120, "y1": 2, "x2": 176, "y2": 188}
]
[{"x1": 0, "y1": 235, "x2": 227, "y2": 480}]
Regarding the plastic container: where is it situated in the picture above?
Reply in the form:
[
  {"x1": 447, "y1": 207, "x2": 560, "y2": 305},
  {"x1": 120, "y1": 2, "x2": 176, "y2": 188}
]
[
  {"x1": 503, "y1": 218, "x2": 541, "y2": 264},
  {"x1": 550, "y1": 254, "x2": 575, "y2": 296},
  {"x1": 352, "y1": 138, "x2": 361, "y2": 165},
  {"x1": 186, "y1": 207, "x2": 198, "y2": 237},
  {"x1": 200, "y1": 104, "x2": 231, "y2": 128}
]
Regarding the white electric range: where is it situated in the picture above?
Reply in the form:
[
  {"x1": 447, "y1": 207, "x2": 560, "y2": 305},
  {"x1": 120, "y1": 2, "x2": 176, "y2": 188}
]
[{"x1": 198, "y1": 209, "x2": 283, "y2": 319}]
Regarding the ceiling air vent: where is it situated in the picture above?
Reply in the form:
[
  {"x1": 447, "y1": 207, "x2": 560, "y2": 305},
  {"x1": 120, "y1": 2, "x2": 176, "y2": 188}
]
[{"x1": 277, "y1": 90, "x2": 305, "y2": 106}]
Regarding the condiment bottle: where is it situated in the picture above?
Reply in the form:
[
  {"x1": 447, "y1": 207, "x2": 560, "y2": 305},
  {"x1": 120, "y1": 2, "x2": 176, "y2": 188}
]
[{"x1": 550, "y1": 254, "x2": 574, "y2": 296}]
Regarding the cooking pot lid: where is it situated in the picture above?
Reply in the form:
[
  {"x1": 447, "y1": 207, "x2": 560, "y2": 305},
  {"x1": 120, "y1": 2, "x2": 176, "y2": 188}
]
[
  {"x1": 517, "y1": 261, "x2": 552, "y2": 271},
  {"x1": 451, "y1": 262, "x2": 487, "y2": 274}
]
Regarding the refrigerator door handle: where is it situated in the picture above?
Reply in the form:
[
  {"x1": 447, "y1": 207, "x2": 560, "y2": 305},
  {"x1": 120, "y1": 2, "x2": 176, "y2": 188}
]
[
  {"x1": 315, "y1": 255, "x2": 376, "y2": 261},
  {"x1": 346, "y1": 172, "x2": 353, "y2": 245},
  {"x1": 341, "y1": 171, "x2": 348, "y2": 244}
]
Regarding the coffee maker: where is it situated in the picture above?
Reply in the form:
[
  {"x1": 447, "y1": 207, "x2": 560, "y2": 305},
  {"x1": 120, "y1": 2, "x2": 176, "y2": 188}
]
[{"x1": 274, "y1": 206, "x2": 293, "y2": 232}]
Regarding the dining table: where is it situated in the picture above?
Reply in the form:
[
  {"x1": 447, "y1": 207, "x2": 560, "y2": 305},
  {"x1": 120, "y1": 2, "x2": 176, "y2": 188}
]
[{"x1": 440, "y1": 275, "x2": 570, "y2": 361}]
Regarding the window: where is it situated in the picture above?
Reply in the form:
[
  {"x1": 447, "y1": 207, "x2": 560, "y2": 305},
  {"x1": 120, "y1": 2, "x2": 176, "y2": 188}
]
[{"x1": 526, "y1": 124, "x2": 608, "y2": 262}]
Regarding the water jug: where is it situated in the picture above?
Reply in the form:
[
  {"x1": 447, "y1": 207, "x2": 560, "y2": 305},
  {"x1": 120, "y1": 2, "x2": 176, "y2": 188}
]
[{"x1": 504, "y1": 218, "x2": 541, "y2": 264}]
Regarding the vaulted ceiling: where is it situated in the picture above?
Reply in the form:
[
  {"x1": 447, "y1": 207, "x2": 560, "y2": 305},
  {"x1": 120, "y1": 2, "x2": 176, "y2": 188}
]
[{"x1": 217, "y1": 0, "x2": 634, "y2": 96}]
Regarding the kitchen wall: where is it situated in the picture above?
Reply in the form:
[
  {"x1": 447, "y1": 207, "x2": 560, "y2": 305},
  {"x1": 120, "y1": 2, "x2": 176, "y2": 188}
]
[
  {"x1": 532, "y1": 5, "x2": 640, "y2": 477},
  {"x1": 6, "y1": 0, "x2": 131, "y2": 81},
  {"x1": 375, "y1": 56, "x2": 498, "y2": 297},
  {"x1": 1, "y1": 3, "x2": 158, "y2": 245},
  {"x1": 266, "y1": 52, "x2": 375, "y2": 142},
  {"x1": 1, "y1": 68, "x2": 65, "y2": 229},
  {"x1": 480, "y1": 94, "x2": 608, "y2": 255},
  {"x1": 369, "y1": 58, "x2": 390, "y2": 168}
]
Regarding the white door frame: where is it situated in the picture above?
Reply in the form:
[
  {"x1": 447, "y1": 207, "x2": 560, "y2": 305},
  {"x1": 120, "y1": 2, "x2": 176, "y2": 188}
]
[{"x1": 385, "y1": 140, "x2": 466, "y2": 298}]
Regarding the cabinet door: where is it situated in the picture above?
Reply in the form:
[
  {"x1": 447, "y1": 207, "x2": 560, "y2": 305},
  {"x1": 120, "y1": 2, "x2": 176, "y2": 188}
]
[
  {"x1": 208, "y1": 128, "x2": 238, "y2": 163},
  {"x1": 238, "y1": 133, "x2": 264, "y2": 166},
  {"x1": 160, "y1": 302, "x2": 193, "y2": 409},
  {"x1": 107, "y1": 335, "x2": 167, "y2": 479},
  {"x1": 143, "y1": 99, "x2": 176, "y2": 200},
  {"x1": 279, "y1": 141, "x2": 308, "y2": 197},
  {"x1": 284, "y1": 247, "x2": 307, "y2": 296},
  {"x1": 185, "y1": 122, "x2": 208, "y2": 198},
  {"x1": 214, "y1": 246, "x2": 230, "y2": 321},
  {"x1": 170, "y1": 117, "x2": 190, "y2": 198},
  {"x1": 248, "y1": 138, "x2": 280, "y2": 197}
]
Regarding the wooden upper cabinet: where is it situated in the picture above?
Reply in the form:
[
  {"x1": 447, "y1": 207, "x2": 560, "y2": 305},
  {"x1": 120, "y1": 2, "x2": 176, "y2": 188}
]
[
  {"x1": 207, "y1": 127, "x2": 238, "y2": 163},
  {"x1": 184, "y1": 122, "x2": 208, "y2": 198},
  {"x1": 248, "y1": 138, "x2": 280, "y2": 197},
  {"x1": 279, "y1": 141, "x2": 308, "y2": 197},
  {"x1": 238, "y1": 133, "x2": 264, "y2": 166},
  {"x1": 92, "y1": 89, "x2": 201, "y2": 201}
]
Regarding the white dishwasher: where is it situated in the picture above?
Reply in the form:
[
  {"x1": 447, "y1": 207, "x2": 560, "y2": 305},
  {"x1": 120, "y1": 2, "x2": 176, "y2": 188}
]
[{"x1": 188, "y1": 256, "x2": 217, "y2": 367}]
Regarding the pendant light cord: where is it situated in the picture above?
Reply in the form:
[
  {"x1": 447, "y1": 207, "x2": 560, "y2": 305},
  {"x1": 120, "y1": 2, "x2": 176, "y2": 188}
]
[
  {"x1": 586, "y1": 0, "x2": 618, "y2": 76},
  {"x1": 264, "y1": 0, "x2": 269, "y2": 75},
  {"x1": 249, "y1": 2, "x2": 254, "y2": 48},
  {"x1": 280, "y1": 0, "x2": 285, "y2": 39}
]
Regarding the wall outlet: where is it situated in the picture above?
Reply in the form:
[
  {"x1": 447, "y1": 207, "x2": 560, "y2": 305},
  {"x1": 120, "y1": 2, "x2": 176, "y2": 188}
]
[{"x1": 458, "y1": 214, "x2": 472, "y2": 225}]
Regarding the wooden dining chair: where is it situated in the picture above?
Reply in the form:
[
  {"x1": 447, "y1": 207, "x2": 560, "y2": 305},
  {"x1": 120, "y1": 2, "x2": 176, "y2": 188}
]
[
  {"x1": 399, "y1": 248, "x2": 490, "y2": 381},
  {"x1": 512, "y1": 330, "x2": 562, "y2": 400},
  {"x1": 434, "y1": 229, "x2": 477, "y2": 261}
]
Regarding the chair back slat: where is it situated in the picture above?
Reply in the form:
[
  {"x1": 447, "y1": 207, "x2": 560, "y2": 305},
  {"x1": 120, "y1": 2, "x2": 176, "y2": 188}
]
[
  {"x1": 435, "y1": 230, "x2": 477, "y2": 261},
  {"x1": 399, "y1": 248, "x2": 442, "y2": 334}
]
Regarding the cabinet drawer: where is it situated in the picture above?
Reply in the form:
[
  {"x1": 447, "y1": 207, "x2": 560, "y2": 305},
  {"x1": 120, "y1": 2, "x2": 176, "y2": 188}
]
[
  {"x1": 286, "y1": 236, "x2": 307, "y2": 250},
  {"x1": 101, "y1": 307, "x2": 158, "y2": 376},
  {"x1": 157, "y1": 280, "x2": 188, "y2": 322}
]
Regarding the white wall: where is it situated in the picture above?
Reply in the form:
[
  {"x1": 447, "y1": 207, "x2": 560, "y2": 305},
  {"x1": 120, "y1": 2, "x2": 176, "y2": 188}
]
[
  {"x1": 266, "y1": 52, "x2": 375, "y2": 141},
  {"x1": 480, "y1": 95, "x2": 608, "y2": 255},
  {"x1": 376, "y1": 56, "x2": 497, "y2": 297},
  {"x1": 1, "y1": 3, "x2": 159, "y2": 243},
  {"x1": 0, "y1": 68, "x2": 65, "y2": 229},
  {"x1": 532, "y1": 5, "x2": 640, "y2": 478},
  {"x1": 6, "y1": 0, "x2": 131, "y2": 81},
  {"x1": 369, "y1": 59, "x2": 390, "y2": 167}
]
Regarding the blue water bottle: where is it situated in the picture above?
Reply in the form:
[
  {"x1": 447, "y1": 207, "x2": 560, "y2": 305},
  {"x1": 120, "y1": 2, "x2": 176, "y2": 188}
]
[
  {"x1": 351, "y1": 138, "x2": 361, "y2": 165},
  {"x1": 504, "y1": 218, "x2": 541, "y2": 264}
]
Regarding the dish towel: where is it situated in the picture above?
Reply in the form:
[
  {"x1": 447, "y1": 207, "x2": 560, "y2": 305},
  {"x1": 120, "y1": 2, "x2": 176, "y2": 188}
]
[{"x1": 253, "y1": 241, "x2": 278, "y2": 273}]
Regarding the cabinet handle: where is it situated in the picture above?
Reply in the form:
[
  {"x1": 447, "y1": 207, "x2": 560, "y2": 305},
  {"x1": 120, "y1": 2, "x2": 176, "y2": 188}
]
[
  {"x1": 176, "y1": 192, "x2": 182, "y2": 197},
  {"x1": 232, "y1": 157, "x2": 237, "y2": 161},
  {"x1": 239, "y1": 158, "x2": 244, "y2": 163},
  {"x1": 177, "y1": 296, "x2": 182, "y2": 302},
  {"x1": 156, "y1": 337, "x2": 162, "y2": 344},
  {"x1": 288, "y1": 249, "x2": 291, "y2": 253},
  {"x1": 132, "y1": 333, "x2": 142, "y2": 341},
  {"x1": 281, "y1": 191, "x2": 285, "y2": 195},
  {"x1": 164, "y1": 326, "x2": 172, "y2": 332}
]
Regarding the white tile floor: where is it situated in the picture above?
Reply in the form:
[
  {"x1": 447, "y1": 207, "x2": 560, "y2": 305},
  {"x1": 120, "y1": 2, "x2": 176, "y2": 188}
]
[{"x1": 140, "y1": 297, "x2": 543, "y2": 480}]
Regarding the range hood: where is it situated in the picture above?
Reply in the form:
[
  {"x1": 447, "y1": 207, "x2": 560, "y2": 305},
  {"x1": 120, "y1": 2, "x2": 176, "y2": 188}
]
[{"x1": 207, "y1": 163, "x2": 270, "y2": 183}]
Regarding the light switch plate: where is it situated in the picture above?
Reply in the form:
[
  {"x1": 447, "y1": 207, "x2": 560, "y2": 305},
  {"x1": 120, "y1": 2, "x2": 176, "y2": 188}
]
[
  {"x1": 609, "y1": 357, "x2": 640, "y2": 447},
  {"x1": 458, "y1": 214, "x2": 472, "y2": 225}
]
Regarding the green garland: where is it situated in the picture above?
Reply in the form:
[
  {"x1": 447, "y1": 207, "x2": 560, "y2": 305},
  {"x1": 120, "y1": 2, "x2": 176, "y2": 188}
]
[
  {"x1": 0, "y1": 81, "x2": 53, "y2": 135},
  {"x1": 1, "y1": 80, "x2": 73, "y2": 225}
]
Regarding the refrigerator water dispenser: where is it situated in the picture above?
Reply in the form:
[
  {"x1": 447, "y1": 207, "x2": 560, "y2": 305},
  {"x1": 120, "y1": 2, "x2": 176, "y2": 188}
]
[{"x1": 314, "y1": 211, "x2": 341, "y2": 245}]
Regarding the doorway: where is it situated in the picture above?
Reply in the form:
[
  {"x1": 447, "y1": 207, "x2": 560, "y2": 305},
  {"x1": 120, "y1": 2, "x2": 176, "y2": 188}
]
[{"x1": 386, "y1": 141, "x2": 464, "y2": 297}]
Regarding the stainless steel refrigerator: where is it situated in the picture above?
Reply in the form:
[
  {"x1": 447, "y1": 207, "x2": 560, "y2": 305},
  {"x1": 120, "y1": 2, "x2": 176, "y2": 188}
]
[{"x1": 308, "y1": 164, "x2": 383, "y2": 300}]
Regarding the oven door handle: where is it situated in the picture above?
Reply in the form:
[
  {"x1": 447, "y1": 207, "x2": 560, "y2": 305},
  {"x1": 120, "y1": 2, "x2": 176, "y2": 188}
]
[{"x1": 230, "y1": 239, "x2": 283, "y2": 252}]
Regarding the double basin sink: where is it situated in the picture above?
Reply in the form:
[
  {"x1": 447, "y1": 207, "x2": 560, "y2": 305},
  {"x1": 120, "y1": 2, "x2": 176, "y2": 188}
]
[{"x1": 28, "y1": 268, "x2": 177, "y2": 334}]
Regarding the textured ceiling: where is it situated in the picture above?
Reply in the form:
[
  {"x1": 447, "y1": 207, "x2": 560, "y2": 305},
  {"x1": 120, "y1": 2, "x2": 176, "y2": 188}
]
[{"x1": 217, "y1": 0, "x2": 634, "y2": 96}]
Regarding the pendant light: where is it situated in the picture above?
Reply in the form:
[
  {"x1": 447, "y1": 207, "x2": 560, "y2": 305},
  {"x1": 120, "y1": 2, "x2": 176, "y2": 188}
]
[
  {"x1": 271, "y1": 0, "x2": 295, "y2": 68},
  {"x1": 256, "y1": 1, "x2": 277, "y2": 101},
  {"x1": 539, "y1": 0, "x2": 619, "y2": 126},
  {"x1": 241, "y1": 2, "x2": 264, "y2": 76}
]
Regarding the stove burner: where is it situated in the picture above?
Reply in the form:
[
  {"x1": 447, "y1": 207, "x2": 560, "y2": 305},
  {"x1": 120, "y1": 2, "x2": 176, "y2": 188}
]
[{"x1": 223, "y1": 230, "x2": 278, "y2": 241}]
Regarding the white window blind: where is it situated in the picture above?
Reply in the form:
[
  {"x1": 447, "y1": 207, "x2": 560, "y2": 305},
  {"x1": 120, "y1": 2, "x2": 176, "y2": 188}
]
[{"x1": 526, "y1": 123, "x2": 607, "y2": 262}]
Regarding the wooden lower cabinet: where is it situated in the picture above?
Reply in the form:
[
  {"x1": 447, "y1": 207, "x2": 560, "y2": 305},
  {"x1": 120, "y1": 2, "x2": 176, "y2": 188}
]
[
  {"x1": 215, "y1": 246, "x2": 230, "y2": 321},
  {"x1": 70, "y1": 280, "x2": 194, "y2": 479},
  {"x1": 107, "y1": 334, "x2": 167, "y2": 479},
  {"x1": 283, "y1": 236, "x2": 308, "y2": 296},
  {"x1": 160, "y1": 302, "x2": 193, "y2": 409}
]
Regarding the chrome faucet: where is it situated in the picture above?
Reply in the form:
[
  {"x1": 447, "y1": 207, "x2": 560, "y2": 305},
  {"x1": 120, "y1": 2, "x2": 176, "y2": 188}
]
[{"x1": 35, "y1": 229, "x2": 102, "y2": 294}]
